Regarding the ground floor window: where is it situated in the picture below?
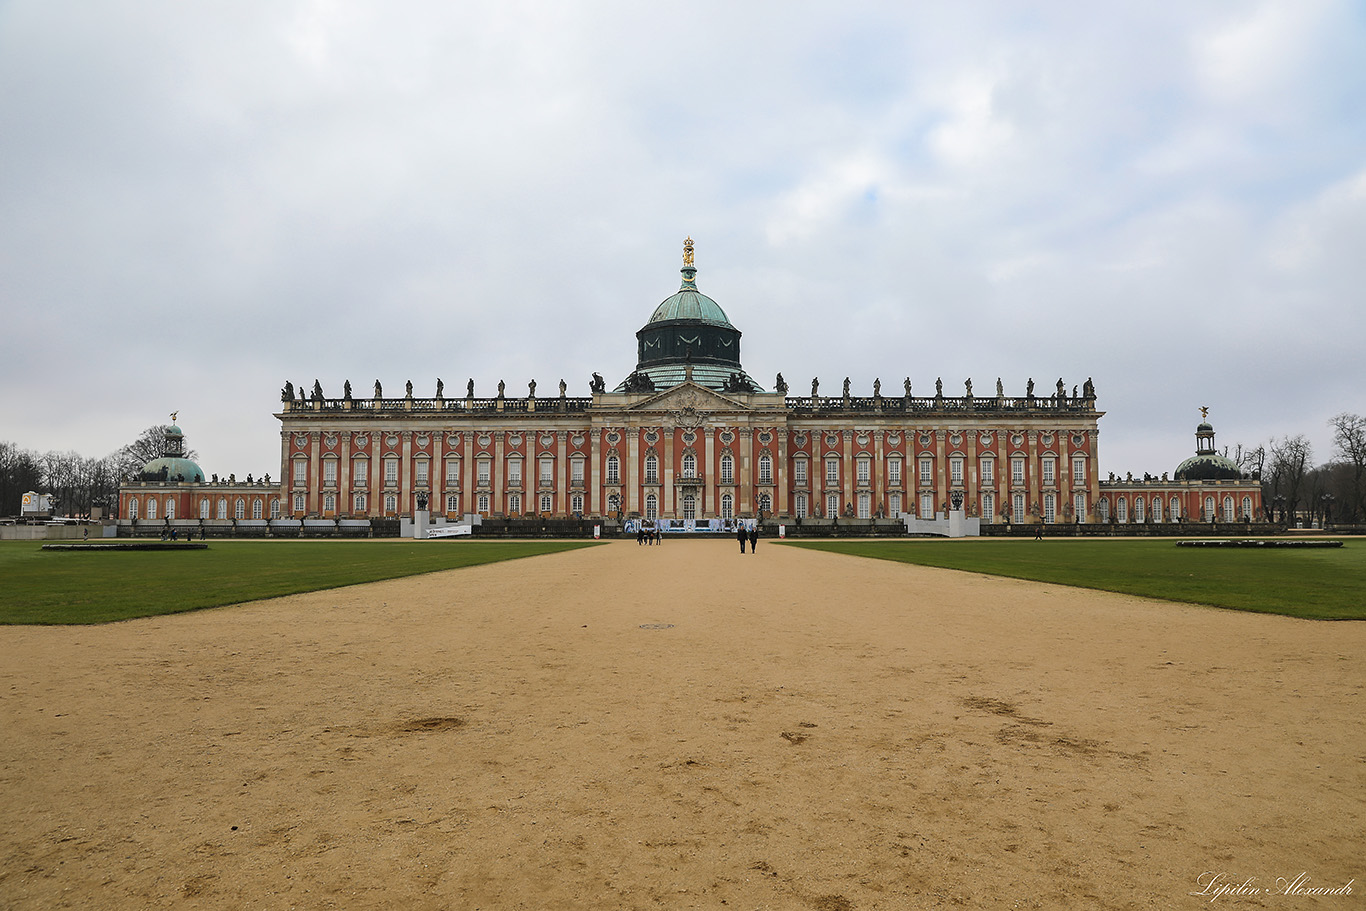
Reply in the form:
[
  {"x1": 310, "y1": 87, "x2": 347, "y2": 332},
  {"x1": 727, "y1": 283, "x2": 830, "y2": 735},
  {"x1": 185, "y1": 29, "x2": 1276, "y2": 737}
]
[
  {"x1": 889, "y1": 493, "x2": 901, "y2": 516},
  {"x1": 721, "y1": 493, "x2": 733, "y2": 519},
  {"x1": 1116, "y1": 498, "x2": 1128, "y2": 523},
  {"x1": 645, "y1": 494, "x2": 658, "y2": 519},
  {"x1": 1133, "y1": 498, "x2": 1144, "y2": 523},
  {"x1": 1098, "y1": 498, "x2": 1110, "y2": 521},
  {"x1": 1043, "y1": 492, "x2": 1056, "y2": 524},
  {"x1": 540, "y1": 494, "x2": 552, "y2": 513},
  {"x1": 857, "y1": 492, "x2": 870, "y2": 519},
  {"x1": 446, "y1": 494, "x2": 459, "y2": 513},
  {"x1": 1170, "y1": 497, "x2": 1180, "y2": 521},
  {"x1": 384, "y1": 494, "x2": 396, "y2": 514},
  {"x1": 165, "y1": 500, "x2": 175, "y2": 520},
  {"x1": 509, "y1": 493, "x2": 522, "y2": 515},
  {"x1": 270, "y1": 499, "x2": 280, "y2": 519},
  {"x1": 1150, "y1": 498, "x2": 1161, "y2": 523},
  {"x1": 146, "y1": 499, "x2": 157, "y2": 520},
  {"x1": 1012, "y1": 492, "x2": 1025, "y2": 524},
  {"x1": 981, "y1": 493, "x2": 993, "y2": 523},
  {"x1": 1075, "y1": 493, "x2": 1087, "y2": 523},
  {"x1": 1223, "y1": 496, "x2": 1235, "y2": 523},
  {"x1": 757, "y1": 492, "x2": 771, "y2": 515},
  {"x1": 1204, "y1": 496, "x2": 1215, "y2": 521},
  {"x1": 478, "y1": 493, "x2": 490, "y2": 513},
  {"x1": 253, "y1": 499, "x2": 263, "y2": 520},
  {"x1": 682, "y1": 494, "x2": 696, "y2": 520},
  {"x1": 608, "y1": 493, "x2": 621, "y2": 516},
  {"x1": 795, "y1": 494, "x2": 807, "y2": 518},
  {"x1": 1242, "y1": 496, "x2": 1252, "y2": 520},
  {"x1": 571, "y1": 493, "x2": 583, "y2": 514},
  {"x1": 322, "y1": 494, "x2": 335, "y2": 514},
  {"x1": 826, "y1": 494, "x2": 840, "y2": 519},
  {"x1": 200, "y1": 500, "x2": 210, "y2": 519},
  {"x1": 355, "y1": 494, "x2": 367, "y2": 513},
  {"x1": 920, "y1": 492, "x2": 933, "y2": 518},
  {"x1": 128, "y1": 499, "x2": 138, "y2": 520}
]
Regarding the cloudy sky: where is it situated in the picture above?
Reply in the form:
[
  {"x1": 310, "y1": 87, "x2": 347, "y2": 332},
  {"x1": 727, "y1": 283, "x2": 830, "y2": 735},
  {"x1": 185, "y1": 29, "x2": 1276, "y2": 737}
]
[{"x1": 2, "y1": 0, "x2": 1362, "y2": 480}]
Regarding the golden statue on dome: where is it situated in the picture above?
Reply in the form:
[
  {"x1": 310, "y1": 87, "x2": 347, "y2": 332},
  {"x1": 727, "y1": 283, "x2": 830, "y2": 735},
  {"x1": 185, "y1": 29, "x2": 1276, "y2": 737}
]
[{"x1": 683, "y1": 236, "x2": 694, "y2": 266}]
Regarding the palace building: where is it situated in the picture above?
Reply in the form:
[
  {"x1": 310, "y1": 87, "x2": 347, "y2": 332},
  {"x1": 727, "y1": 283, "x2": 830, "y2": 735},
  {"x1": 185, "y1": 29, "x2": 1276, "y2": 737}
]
[{"x1": 119, "y1": 239, "x2": 1262, "y2": 531}]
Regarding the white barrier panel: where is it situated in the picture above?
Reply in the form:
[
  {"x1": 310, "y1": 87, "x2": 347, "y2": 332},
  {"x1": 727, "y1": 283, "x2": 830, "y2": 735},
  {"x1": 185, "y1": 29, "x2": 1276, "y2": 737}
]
[{"x1": 427, "y1": 524, "x2": 473, "y2": 538}]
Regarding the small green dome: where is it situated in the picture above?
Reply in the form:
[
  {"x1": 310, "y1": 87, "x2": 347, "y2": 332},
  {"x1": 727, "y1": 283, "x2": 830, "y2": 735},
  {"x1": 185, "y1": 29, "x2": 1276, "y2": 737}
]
[
  {"x1": 1174, "y1": 453, "x2": 1242, "y2": 481},
  {"x1": 140, "y1": 457, "x2": 205, "y2": 484},
  {"x1": 646, "y1": 267, "x2": 733, "y2": 327}
]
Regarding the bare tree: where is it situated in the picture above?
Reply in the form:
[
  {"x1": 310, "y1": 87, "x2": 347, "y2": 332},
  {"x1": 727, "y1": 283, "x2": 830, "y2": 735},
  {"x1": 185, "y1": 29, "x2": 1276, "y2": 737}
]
[
  {"x1": 0, "y1": 442, "x2": 44, "y2": 516},
  {"x1": 1328, "y1": 412, "x2": 1365, "y2": 524},
  {"x1": 1267, "y1": 435, "x2": 1313, "y2": 525},
  {"x1": 107, "y1": 425, "x2": 199, "y2": 481}
]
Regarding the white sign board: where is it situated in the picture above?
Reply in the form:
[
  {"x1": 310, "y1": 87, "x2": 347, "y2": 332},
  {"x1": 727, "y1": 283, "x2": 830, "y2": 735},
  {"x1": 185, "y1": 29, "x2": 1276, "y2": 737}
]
[{"x1": 427, "y1": 524, "x2": 472, "y2": 538}]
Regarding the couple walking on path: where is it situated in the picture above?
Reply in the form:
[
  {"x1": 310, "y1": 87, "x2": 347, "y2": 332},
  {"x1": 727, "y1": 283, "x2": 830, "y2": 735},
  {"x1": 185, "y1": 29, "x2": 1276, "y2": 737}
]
[{"x1": 737, "y1": 525, "x2": 758, "y2": 553}]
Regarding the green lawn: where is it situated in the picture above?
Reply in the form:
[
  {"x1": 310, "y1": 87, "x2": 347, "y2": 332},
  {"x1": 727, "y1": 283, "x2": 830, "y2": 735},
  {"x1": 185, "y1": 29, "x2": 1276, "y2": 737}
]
[
  {"x1": 783, "y1": 538, "x2": 1366, "y2": 620},
  {"x1": 0, "y1": 539, "x2": 598, "y2": 625}
]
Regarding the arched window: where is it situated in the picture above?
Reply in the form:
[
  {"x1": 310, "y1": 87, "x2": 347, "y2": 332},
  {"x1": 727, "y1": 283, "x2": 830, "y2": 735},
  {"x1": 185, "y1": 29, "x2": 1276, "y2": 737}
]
[
  {"x1": 1223, "y1": 496, "x2": 1234, "y2": 523},
  {"x1": 1133, "y1": 498, "x2": 1144, "y2": 523},
  {"x1": 1012, "y1": 492, "x2": 1025, "y2": 524},
  {"x1": 129, "y1": 498, "x2": 139, "y2": 520},
  {"x1": 509, "y1": 493, "x2": 522, "y2": 514},
  {"x1": 1043, "y1": 492, "x2": 1056, "y2": 524},
  {"x1": 827, "y1": 493, "x2": 840, "y2": 518},
  {"x1": 1098, "y1": 498, "x2": 1110, "y2": 521},
  {"x1": 384, "y1": 494, "x2": 397, "y2": 514},
  {"x1": 607, "y1": 493, "x2": 620, "y2": 515},
  {"x1": 795, "y1": 493, "x2": 808, "y2": 518},
  {"x1": 540, "y1": 494, "x2": 552, "y2": 513},
  {"x1": 354, "y1": 494, "x2": 367, "y2": 513},
  {"x1": 217, "y1": 498, "x2": 227, "y2": 519},
  {"x1": 682, "y1": 494, "x2": 696, "y2": 520},
  {"x1": 758, "y1": 452, "x2": 773, "y2": 483},
  {"x1": 606, "y1": 454, "x2": 620, "y2": 484},
  {"x1": 1241, "y1": 496, "x2": 1252, "y2": 520},
  {"x1": 826, "y1": 458, "x2": 840, "y2": 486},
  {"x1": 682, "y1": 452, "x2": 697, "y2": 479},
  {"x1": 270, "y1": 499, "x2": 280, "y2": 519},
  {"x1": 720, "y1": 453, "x2": 734, "y2": 483},
  {"x1": 477, "y1": 493, "x2": 490, "y2": 514},
  {"x1": 200, "y1": 500, "x2": 210, "y2": 519},
  {"x1": 645, "y1": 453, "x2": 658, "y2": 483},
  {"x1": 858, "y1": 491, "x2": 870, "y2": 518},
  {"x1": 165, "y1": 499, "x2": 175, "y2": 520},
  {"x1": 921, "y1": 492, "x2": 934, "y2": 518},
  {"x1": 1204, "y1": 496, "x2": 1215, "y2": 521},
  {"x1": 446, "y1": 494, "x2": 459, "y2": 513},
  {"x1": 293, "y1": 494, "x2": 306, "y2": 513},
  {"x1": 252, "y1": 499, "x2": 263, "y2": 520},
  {"x1": 1075, "y1": 493, "x2": 1087, "y2": 523},
  {"x1": 235, "y1": 498, "x2": 246, "y2": 520},
  {"x1": 1116, "y1": 498, "x2": 1128, "y2": 523},
  {"x1": 147, "y1": 499, "x2": 157, "y2": 520},
  {"x1": 890, "y1": 492, "x2": 903, "y2": 516},
  {"x1": 758, "y1": 493, "x2": 771, "y2": 514},
  {"x1": 322, "y1": 494, "x2": 335, "y2": 513},
  {"x1": 1170, "y1": 496, "x2": 1180, "y2": 521},
  {"x1": 645, "y1": 494, "x2": 658, "y2": 519},
  {"x1": 721, "y1": 493, "x2": 733, "y2": 519},
  {"x1": 981, "y1": 493, "x2": 994, "y2": 523},
  {"x1": 571, "y1": 493, "x2": 583, "y2": 514}
]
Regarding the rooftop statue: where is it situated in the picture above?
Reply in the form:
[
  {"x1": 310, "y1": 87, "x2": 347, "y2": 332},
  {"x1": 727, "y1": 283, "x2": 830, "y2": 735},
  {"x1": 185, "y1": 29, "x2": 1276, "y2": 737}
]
[
  {"x1": 935, "y1": 377, "x2": 943, "y2": 396},
  {"x1": 1027, "y1": 378, "x2": 1035, "y2": 397},
  {"x1": 811, "y1": 377, "x2": 819, "y2": 398},
  {"x1": 497, "y1": 380, "x2": 505, "y2": 397},
  {"x1": 965, "y1": 378, "x2": 972, "y2": 396},
  {"x1": 528, "y1": 379, "x2": 536, "y2": 396},
  {"x1": 775, "y1": 373, "x2": 788, "y2": 396},
  {"x1": 406, "y1": 380, "x2": 413, "y2": 397},
  {"x1": 997, "y1": 378, "x2": 1004, "y2": 396},
  {"x1": 904, "y1": 377, "x2": 911, "y2": 396},
  {"x1": 312, "y1": 380, "x2": 323, "y2": 401},
  {"x1": 843, "y1": 377, "x2": 850, "y2": 397},
  {"x1": 873, "y1": 378, "x2": 881, "y2": 397},
  {"x1": 281, "y1": 381, "x2": 294, "y2": 403},
  {"x1": 559, "y1": 379, "x2": 567, "y2": 396},
  {"x1": 436, "y1": 378, "x2": 443, "y2": 397},
  {"x1": 467, "y1": 378, "x2": 475, "y2": 397},
  {"x1": 343, "y1": 380, "x2": 352, "y2": 399},
  {"x1": 374, "y1": 380, "x2": 382, "y2": 398},
  {"x1": 590, "y1": 373, "x2": 606, "y2": 394}
]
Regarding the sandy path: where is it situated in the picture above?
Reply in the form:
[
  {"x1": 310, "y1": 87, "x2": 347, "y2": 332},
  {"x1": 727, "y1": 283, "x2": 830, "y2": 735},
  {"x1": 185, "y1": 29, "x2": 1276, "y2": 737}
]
[{"x1": 1, "y1": 539, "x2": 1362, "y2": 910}]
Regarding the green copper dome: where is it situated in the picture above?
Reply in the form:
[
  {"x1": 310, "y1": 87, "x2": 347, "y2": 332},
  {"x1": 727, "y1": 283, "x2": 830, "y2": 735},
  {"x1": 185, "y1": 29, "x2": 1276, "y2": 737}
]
[
  {"x1": 138, "y1": 422, "x2": 204, "y2": 483},
  {"x1": 1174, "y1": 453, "x2": 1242, "y2": 481},
  {"x1": 645, "y1": 273, "x2": 734, "y2": 328}
]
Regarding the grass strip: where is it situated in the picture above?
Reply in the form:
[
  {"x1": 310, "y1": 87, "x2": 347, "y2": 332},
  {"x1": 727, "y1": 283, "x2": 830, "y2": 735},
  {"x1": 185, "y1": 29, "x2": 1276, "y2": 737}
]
[
  {"x1": 0, "y1": 539, "x2": 598, "y2": 625},
  {"x1": 782, "y1": 538, "x2": 1365, "y2": 620}
]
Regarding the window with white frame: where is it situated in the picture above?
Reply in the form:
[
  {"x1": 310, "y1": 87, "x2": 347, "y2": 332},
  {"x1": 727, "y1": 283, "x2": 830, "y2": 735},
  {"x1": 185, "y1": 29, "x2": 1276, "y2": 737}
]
[
  {"x1": 507, "y1": 459, "x2": 522, "y2": 486},
  {"x1": 1117, "y1": 498, "x2": 1128, "y2": 522},
  {"x1": 606, "y1": 454, "x2": 620, "y2": 483},
  {"x1": 980, "y1": 458, "x2": 994, "y2": 484},
  {"x1": 950, "y1": 457, "x2": 963, "y2": 485},
  {"x1": 384, "y1": 458, "x2": 398, "y2": 485},
  {"x1": 981, "y1": 492, "x2": 994, "y2": 523},
  {"x1": 540, "y1": 494, "x2": 552, "y2": 513},
  {"x1": 607, "y1": 493, "x2": 620, "y2": 514},
  {"x1": 682, "y1": 452, "x2": 696, "y2": 479},
  {"x1": 645, "y1": 453, "x2": 658, "y2": 483},
  {"x1": 1072, "y1": 457, "x2": 1086, "y2": 483},
  {"x1": 353, "y1": 459, "x2": 368, "y2": 487},
  {"x1": 270, "y1": 499, "x2": 280, "y2": 519},
  {"x1": 147, "y1": 499, "x2": 157, "y2": 520},
  {"x1": 889, "y1": 492, "x2": 902, "y2": 515},
  {"x1": 199, "y1": 500, "x2": 209, "y2": 519},
  {"x1": 794, "y1": 458, "x2": 808, "y2": 485},
  {"x1": 825, "y1": 458, "x2": 839, "y2": 486},
  {"x1": 446, "y1": 460, "x2": 460, "y2": 485},
  {"x1": 1204, "y1": 496, "x2": 1215, "y2": 521},
  {"x1": 1042, "y1": 457, "x2": 1055, "y2": 484},
  {"x1": 217, "y1": 498, "x2": 227, "y2": 519},
  {"x1": 919, "y1": 458, "x2": 933, "y2": 484},
  {"x1": 323, "y1": 459, "x2": 337, "y2": 485},
  {"x1": 1242, "y1": 496, "x2": 1252, "y2": 520},
  {"x1": 415, "y1": 460, "x2": 429, "y2": 486},
  {"x1": 384, "y1": 493, "x2": 396, "y2": 514},
  {"x1": 645, "y1": 494, "x2": 657, "y2": 519},
  {"x1": 721, "y1": 453, "x2": 734, "y2": 483},
  {"x1": 477, "y1": 459, "x2": 491, "y2": 485},
  {"x1": 446, "y1": 494, "x2": 458, "y2": 513},
  {"x1": 920, "y1": 492, "x2": 934, "y2": 518},
  {"x1": 540, "y1": 458, "x2": 553, "y2": 486},
  {"x1": 478, "y1": 493, "x2": 490, "y2": 513},
  {"x1": 1134, "y1": 498, "x2": 1145, "y2": 523},
  {"x1": 294, "y1": 494, "x2": 306, "y2": 513},
  {"x1": 1011, "y1": 457, "x2": 1025, "y2": 484},
  {"x1": 571, "y1": 493, "x2": 583, "y2": 514},
  {"x1": 165, "y1": 499, "x2": 175, "y2": 520},
  {"x1": 571, "y1": 457, "x2": 584, "y2": 484},
  {"x1": 858, "y1": 491, "x2": 870, "y2": 518},
  {"x1": 758, "y1": 493, "x2": 771, "y2": 514},
  {"x1": 509, "y1": 493, "x2": 522, "y2": 514},
  {"x1": 322, "y1": 494, "x2": 335, "y2": 513},
  {"x1": 1223, "y1": 496, "x2": 1234, "y2": 522},
  {"x1": 1043, "y1": 492, "x2": 1055, "y2": 523},
  {"x1": 795, "y1": 494, "x2": 808, "y2": 518},
  {"x1": 1012, "y1": 492, "x2": 1025, "y2": 523},
  {"x1": 252, "y1": 499, "x2": 262, "y2": 520},
  {"x1": 721, "y1": 493, "x2": 733, "y2": 519},
  {"x1": 827, "y1": 493, "x2": 840, "y2": 518},
  {"x1": 1151, "y1": 498, "x2": 1162, "y2": 523},
  {"x1": 354, "y1": 493, "x2": 367, "y2": 513},
  {"x1": 1075, "y1": 493, "x2": 1087, "y2": 522},
  {"x1": 682, "y1": 494, "x2": 696, "y2": 520},
  {"x1": 857, "y1": 458, "x2": 870, "y2": 485},
  {"x1": 888, "y1": 457, "x2": 902, "y2": 485},
  {"x1": 293, "y1": 460, "x2": 308, "y2": 484},
  {"x1": 758, "y1": 452, "x2": 773, "y2": 483},
  {"x1": 1170, "y1": 496, "x2": 1180, "y2": 520},
  {"x1": 128, "y1": 498, "x2": 138, "y2": 520}
]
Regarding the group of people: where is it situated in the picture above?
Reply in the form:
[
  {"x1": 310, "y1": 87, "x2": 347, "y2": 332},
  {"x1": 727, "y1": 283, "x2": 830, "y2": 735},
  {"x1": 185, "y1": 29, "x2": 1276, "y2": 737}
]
[
  {"x1": 635, "y1": 526, "x2": 663, "y2": 545},
  {"x1": 737, "y1": 524, "x2": 759, "y2": 553}
]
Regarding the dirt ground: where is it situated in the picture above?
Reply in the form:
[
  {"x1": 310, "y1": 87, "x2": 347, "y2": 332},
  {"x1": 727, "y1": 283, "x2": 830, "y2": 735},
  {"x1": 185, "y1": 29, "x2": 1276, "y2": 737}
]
[{"x1": 1, "y1": 539, "x2": 1362, "y2": 910}]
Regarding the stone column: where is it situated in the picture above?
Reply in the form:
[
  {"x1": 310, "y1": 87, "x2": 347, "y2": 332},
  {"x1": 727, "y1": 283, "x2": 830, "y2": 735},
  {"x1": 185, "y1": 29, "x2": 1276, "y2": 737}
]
[
  {"x1": 400, "y1": 431, "x2": 413, "y2": 516},
  {"x1": 842, "y1": 430, "x2": 854, "y2": 515},
  {"x1": 463, "y1": 431, "x2": 475, "y2": 517},
  {"x1": 493, "y1": 431, "x2": 505, "y2": 517},
  {"x1": 775, "y1": 427, "x2": 789, "y2": 518},
  {"x1": 739, "y1": 427, "x2": 753, "y2": 515},
  {"x1": 309, "y1": 432, "x2": 322, "y2": 516},
  {"x1": 663, "y1": 428, "x2": 675, "y2": 517},
  {"x1": 1026, "y1": 430, "x2": 1040, "y2": 523},
  {"x1": 704, "y1": 428, "x2": 716, "y2": 517},
  {"x1": 340, "y1": 433, "x2": 352, "y2": 516},
  {"x1": 934, "y1": 430, "x2": 947, "y2": 517},
  {"x1": 556, "y1": 431, "x2": 568, "y2": 516},
  {"x1": 590, "y1": 428, "x2": 601, "y2": 517},
  {"x1": 627, "y1": 427, "x2": 640, "y2": 516}
]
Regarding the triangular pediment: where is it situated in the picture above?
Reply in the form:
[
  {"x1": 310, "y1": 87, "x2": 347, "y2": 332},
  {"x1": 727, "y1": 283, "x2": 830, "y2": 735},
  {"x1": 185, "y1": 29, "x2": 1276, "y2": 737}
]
[{"x1": 628, "y1": 382, "x2": 750, "y2": 413}]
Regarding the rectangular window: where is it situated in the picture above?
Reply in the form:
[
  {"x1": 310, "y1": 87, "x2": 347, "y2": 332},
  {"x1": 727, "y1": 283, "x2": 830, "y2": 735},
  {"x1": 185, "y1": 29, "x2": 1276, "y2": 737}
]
[
  {"x1": 919, "y1": 458, "x2": 932, "y2": 484},
  {"x1": 950, "y1": 458, "x2": 963, "y2": 485},
  {"x1": 508, "y1": 460, "x2": 522, "y2": 485},
  {"x1": 384, "y1": 458, "x2": 398, "y2": 485},
  {"x1": 446, "y1": 460, "x2": 460, "y2": 485},
  {"x1": 1042, "y1": 457, "x2": 1055, "y2": 484},
  {"x1": 889, "y1": 492, "x2": 901, "y2": 515},
  {"x1": 540, "y1": 458, "x2": 553, "y2": 486},
  {"x1": 758, "y1": 454, "x2": 772, "y2": 484},
  {"x1": 1011, "y1": 458, "x2": 1024, "y2": 484},
  {"x1": 888, "y1": 458, "x2": 901, "y2": 485},
  {"x1": 920, "y1": 492, "x2": 934, "y2": 518},
  {"x1": 571, "y1": 458, "x2": 584, "y2": 484},
  {"x1": 477, "y1": 459, "x2": 491, "y2": 485},
  {"x1": 857, "y1": 458, "x2": 870, "y2": 484},
  {"x1": 354, "y1": 494, "x2": 367, "y2": 513},
  {"x1": 353, "y1": 459, "x2": 368, "y2": 486},
  {"x1": 446, "y1": 494, "x2": 459, "y2": 513},
  {"x1": 825, "y1": 459, "x2": 839, "y2": 485},
  {"x1": 980, "y1": 458, "x2": 994, "y2": 484},
  {"x1": 982, "y1": 493, "x2": 994, "y2": 523},
  {"x1": 293, "y1": 461, "x2": 307, "y2": 484},
  {"x1": 794, "y1": 459, "x2": 808, "y2": 485},
  {"x1": 795, "y1": 494, "x2": 808, "y2": 518},
  {"x1": 415, "y1": 461, "x2": 429, "y2": 485},
  {"x1": 1072, "y1": 457, "x2": 1086, "y2": 483},
  {"x1": 323, "y1": 460, "x2": 337, "y2": 485}
]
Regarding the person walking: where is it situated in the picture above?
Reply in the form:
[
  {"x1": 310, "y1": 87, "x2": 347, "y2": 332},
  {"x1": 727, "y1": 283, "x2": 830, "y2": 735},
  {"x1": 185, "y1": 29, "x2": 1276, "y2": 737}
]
[
  {"x1": 737, "y1": 524, "x2": 747, "y2": 554},
  {"x1": 748, "y1": 524, "x2": 758, "y2": 553}
]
